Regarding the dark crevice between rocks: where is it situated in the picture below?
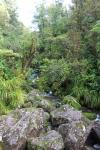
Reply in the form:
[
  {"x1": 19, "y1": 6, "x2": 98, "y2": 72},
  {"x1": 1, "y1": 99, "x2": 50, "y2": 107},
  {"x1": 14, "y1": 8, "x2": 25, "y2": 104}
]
[
  {"x1": 49, "y1": 114, "x2": 59, "y2": 131},
  {"x1": 85, "y1": 128, "x2": 100, "y2": 149}
]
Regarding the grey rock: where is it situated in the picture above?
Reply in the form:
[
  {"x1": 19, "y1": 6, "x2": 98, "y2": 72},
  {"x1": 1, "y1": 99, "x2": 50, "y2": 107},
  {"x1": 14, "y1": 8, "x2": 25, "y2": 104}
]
[
  {"x1": 2, "y1": 108, "x2": 50, "y2": 150},
  {"x1": 28, "y1": 130, "x2": 64, "y2": 150},
  {"x1": 22, "y1": 102, "x2": 33, "y2": 108},
  {"x1": 50, "y1": 105, "x2": 90, "y2": 150},
  {"x1": 0, "y1": 109, "x2": 26, "y2": 138},
  {"x1": 93, "y1": 144, "x2": 100, "y2": 150},
  {"x1": 38, "y1": 99, "x2": 56, "y2": 112},
  {"x1": 92, "y1": 121, "x2": 100, "y2": 140},
  {"x1": 58, "y1": 120, "x2": 90, "y2": 150},
  {"x1": 51, "y1": 105, "x2": 86, "y2": 126},
  {"x1": 27, "y1": 90, "x2": 56, "y2": 112}
]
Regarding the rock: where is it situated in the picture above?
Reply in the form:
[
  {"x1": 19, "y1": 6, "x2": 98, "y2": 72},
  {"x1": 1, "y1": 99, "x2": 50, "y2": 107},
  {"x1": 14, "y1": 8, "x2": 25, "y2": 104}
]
[
  {"x1": 22, "y1": 102, "x2": 33, "y2": 108},
  {"x1": 27, "y1": 89, "x2": 41, "y2": 104},
  {"x1": 0, "y1": 103, "x2": 96, "y2": 150},
  {"x1": 28, "y1": 130, "x2": 64, "y2": 150},
  {"x1": 27, "y1": 90, "x2": 56, "y2": 112},
  {"x1": 92, "y1": 121, "x2": 100, "y2": 140},
  {"x1": 83, "y1": 146, "x2": 95, "y2": 150},
  {"x1": 0, "y1": 109, "x2": 26, "y2": 138},
  {"x1": 2, "y1": 108, "x2": 50, "y2": 150},
  {"x1": 51, "y1": 105, "x2": 86, "y2": 127},
  {"x1": 93, "y1": 144, "x2": 100, "y2": 149},
  {"x1": 84, "y1": 121, "x2": 100, "y2": 149},
  {"x1": 58, "y1": 120, "x2": 90, "y2": 150},
  {"x1": 50, "y1": 105, "x2": 90, "y2": 150},
  {"x1": 38, "y1": 99, "x2": 56, "y2": 112}
]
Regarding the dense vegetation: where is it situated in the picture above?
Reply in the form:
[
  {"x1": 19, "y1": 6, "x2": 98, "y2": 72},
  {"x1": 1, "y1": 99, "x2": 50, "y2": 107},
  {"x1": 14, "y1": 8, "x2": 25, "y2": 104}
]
[
  {"x1": 0, "y1": 0, "x2": 35, "y2": 114},
  {"x1": 33, "y1": 0, "x2": 100, "y2": 109},
  {"x1": 0, "y1": 0, "x2": 100, "y2": 114}
]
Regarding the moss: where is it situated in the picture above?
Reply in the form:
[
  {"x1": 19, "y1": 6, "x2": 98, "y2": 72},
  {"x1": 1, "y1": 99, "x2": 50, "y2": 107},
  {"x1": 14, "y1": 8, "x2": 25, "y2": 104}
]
[{"x1": 83, "y1": 112, "x2": 96, "y2": 120}]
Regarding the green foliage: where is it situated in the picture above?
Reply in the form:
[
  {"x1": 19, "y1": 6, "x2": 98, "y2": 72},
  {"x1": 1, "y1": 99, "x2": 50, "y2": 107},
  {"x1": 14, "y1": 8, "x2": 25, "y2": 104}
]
[
  {"x1": 0, "y1": 101, "x2": 8, "y2": 115},
  {"x1": 0, "y1": 49, "x2": 21, "y2": 57},
  {"x1": 33, "y1": 0, "x2": 100, "y2": 109},
  {"x1": 0, "y1": 48, "x2": 26, "y2": 114},
  {"x1": 0, "y1": 1, "x2": 36, "y2": 114},
  {"x1": 63, "y1": 95, "x2": 81, "y2": 110},
  {"x1": 37, "y1": 59, "x2": 70, "y2": 96},
  {"x1": 91, "y1": 21, "x2": 100, "y2": 33},
  {"x1": 0, "y1": 77, "x2": 25, "y2": 114}
]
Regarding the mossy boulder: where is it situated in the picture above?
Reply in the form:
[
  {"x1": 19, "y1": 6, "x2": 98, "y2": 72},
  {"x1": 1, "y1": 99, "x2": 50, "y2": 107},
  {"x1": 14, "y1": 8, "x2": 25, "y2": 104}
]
[
  {"x1": 58, "y1": 121, "x2": 91, "y2": 150},
  {"x1": 28, "y1": 130, "x2": 64, "y2": 150}
]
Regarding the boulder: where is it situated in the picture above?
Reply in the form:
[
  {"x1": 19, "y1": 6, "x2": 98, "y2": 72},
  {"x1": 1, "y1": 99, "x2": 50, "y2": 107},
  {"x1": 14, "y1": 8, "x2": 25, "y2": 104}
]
[
  {"x1": 27, "y1": 89, "x2": 41, "y2": 104},
  {"x1": 28, "y1": 130, "x2": 64, "y2": 150},
  {"x1": 84, "y1": 121, "x2": 100, "y2": 149},
  {"x1": 58, "y1": 121, "x2": 90, "y2": 150},
  {"x1": 27, "y1": 90, "x2": 56, "y2": 112},
  {"x1": 2, "y1": 108, "x2": 50, "y2": 150},
  {"x1": 92, "y1": 121, "x2": 100, "y2": 140},
  {"x1": 50, "y1": 105, "x2": 91, "y2": 150},
  {"x1": 22, "y1": 102, "x2": 33, "y2": 108},
  {"x1": 51, "y1": 105, "x2": 86, "y2": 127},
  {"x1": 0, "y1": 109, "x2": 26, "y2": 139},
  {"x1": 37, "y1": 99, "x2": 56, "y2": 112}
]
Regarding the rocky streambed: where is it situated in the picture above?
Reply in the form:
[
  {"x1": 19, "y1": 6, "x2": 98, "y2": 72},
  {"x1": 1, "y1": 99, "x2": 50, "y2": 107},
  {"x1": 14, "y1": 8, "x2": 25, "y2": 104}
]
[{"x1": 0, "y1": 90, "x2": 100, "y2": 150}]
